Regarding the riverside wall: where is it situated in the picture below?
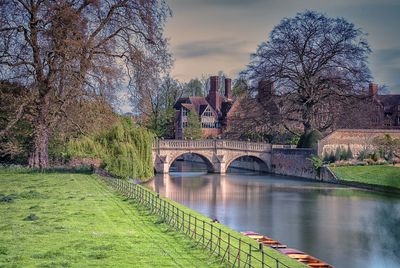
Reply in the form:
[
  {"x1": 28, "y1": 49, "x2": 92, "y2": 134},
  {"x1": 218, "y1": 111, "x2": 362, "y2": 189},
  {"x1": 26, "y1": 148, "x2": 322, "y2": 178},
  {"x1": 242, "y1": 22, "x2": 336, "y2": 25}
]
[
  {"x1": 318, "y1": 129, "x2": 400, "y2": 157},
  {"x1": 270, "y1": 148, "x2": 317, "y2": 179}
]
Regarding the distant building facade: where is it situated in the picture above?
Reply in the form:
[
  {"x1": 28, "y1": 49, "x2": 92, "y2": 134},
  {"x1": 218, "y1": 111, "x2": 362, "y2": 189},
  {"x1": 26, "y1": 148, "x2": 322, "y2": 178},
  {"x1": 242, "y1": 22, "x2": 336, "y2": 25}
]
[
  {"x1": 368, "y1": 84, "x2": 400, "y2": 128},
  {"x1": 225, "y1": 81, "x2": 400, "y2": 141},
  {"x1": 173, "y1": 76, "x2": 234, "y2": 139}
]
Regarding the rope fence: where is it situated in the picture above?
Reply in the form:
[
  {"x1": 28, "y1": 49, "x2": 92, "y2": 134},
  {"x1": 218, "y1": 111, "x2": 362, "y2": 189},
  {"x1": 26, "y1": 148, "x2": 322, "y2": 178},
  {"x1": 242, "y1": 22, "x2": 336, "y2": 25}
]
[{"x1": 101, "y1": 176, "x2": 293, "y2": 268}]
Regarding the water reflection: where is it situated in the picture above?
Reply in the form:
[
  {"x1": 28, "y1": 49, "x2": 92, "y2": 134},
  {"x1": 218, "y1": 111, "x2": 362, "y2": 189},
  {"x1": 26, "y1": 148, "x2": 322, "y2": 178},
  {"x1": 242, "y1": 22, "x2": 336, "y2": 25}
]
[{"x1": 145, "y1": 162, "x2": 400, "y2": 268}]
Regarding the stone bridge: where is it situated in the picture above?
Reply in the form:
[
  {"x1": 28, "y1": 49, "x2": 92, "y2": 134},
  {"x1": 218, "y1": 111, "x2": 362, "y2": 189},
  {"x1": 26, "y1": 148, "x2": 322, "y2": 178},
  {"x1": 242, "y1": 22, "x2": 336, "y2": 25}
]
[{"x1": 152, "y1": 139, "x2": 287, "y2": 174}]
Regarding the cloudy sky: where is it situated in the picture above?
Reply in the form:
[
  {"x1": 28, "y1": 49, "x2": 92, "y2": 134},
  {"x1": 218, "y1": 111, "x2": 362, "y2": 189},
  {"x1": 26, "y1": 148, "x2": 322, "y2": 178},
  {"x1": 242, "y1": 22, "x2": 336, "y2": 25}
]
[{"x1": 165, "y1": 0, "x2": 400, "y2": 93}]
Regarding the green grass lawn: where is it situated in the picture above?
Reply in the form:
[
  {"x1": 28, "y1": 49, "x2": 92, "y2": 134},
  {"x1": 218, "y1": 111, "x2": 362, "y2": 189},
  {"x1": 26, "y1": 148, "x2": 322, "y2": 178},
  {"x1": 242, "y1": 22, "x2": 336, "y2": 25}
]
[
  {"x1": 0, "y1": 169, "x2": 226, "y2": 267},
  {"x1": 332, "y1": 165, "x2": 400, "y2": 189}
]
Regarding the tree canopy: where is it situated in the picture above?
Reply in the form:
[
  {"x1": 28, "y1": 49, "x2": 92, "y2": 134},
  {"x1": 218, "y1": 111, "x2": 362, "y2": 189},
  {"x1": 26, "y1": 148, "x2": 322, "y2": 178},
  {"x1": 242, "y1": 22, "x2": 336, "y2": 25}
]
[
  {"x1": 0, "y1": 0, "x2": 171, "y2": 167},
  {"x1": 244, "y1": 10, "x2": 371, "y2": 136}
]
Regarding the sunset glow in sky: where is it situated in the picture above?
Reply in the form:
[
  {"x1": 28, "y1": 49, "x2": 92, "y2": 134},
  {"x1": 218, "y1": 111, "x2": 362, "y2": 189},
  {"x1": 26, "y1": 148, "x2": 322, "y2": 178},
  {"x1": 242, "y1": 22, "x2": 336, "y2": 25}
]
[{"x1": 165, "y1": 0, "x2": 400, "y2": 93}]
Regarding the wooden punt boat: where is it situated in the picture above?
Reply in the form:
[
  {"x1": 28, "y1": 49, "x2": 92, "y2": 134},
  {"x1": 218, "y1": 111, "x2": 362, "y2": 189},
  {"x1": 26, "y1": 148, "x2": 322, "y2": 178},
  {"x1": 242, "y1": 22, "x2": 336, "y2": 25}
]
[{"x1": 241, "y1": 232, "x2": 334, "y2": 268}]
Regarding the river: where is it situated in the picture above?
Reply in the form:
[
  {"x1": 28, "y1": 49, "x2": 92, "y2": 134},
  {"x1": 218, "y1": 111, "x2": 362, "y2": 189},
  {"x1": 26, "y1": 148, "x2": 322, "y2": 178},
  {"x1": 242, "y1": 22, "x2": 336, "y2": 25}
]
[{"x1": 144, "y1": 161, "x2": 400, "y2": 268}]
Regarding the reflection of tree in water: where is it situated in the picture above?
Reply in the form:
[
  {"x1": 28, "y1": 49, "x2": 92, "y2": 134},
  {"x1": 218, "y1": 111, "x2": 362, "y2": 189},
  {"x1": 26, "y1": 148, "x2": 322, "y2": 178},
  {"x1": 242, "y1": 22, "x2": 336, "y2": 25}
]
[{"x1": 370, "y1": 203, "x2": 400, "y2": 263}]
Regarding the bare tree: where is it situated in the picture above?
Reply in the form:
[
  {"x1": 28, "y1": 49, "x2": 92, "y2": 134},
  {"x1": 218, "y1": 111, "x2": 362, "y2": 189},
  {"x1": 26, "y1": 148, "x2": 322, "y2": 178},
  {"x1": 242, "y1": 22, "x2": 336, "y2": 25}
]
[
  {"x1": 244, "y1": 10, "x2": 371, "y2": 136},
  {"x1": 130, "y1": 73, "x2": 182, "y2": 137},
  {"x1": 0, "y1": 0, "x2": 171, "y2": 167}
]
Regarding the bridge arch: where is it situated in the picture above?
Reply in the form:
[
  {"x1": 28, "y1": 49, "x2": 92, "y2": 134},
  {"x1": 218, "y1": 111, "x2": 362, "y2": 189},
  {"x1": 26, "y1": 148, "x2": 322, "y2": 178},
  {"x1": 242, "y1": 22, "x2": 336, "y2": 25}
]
[
  {"x1": 225, "y1": 154, "x2": 270, "y2": 173},
  {"x1": 169, "y1": 152, "x2": 215, "y2": 173}
]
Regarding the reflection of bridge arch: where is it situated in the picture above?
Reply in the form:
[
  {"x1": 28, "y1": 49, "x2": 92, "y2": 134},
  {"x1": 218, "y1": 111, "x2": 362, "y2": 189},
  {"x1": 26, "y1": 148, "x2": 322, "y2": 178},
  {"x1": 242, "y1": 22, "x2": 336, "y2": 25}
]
[
  {"x1": 169, "y1": 152, "x2": 215, "y2": 173},
  {"x1": 153, "y1": 139, "x2": 273, "y2": 174}
]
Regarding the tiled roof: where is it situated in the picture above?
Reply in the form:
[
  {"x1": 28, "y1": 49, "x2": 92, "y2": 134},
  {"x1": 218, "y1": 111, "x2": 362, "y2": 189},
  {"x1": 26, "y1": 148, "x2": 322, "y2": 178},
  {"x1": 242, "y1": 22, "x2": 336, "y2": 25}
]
[{"x1": 378, "y1": 95, "x2": 400, "y2": 107}]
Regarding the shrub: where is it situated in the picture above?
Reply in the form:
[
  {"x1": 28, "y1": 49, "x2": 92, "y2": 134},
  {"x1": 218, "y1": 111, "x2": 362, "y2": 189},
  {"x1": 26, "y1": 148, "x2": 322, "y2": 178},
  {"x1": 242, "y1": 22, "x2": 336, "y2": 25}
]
[
  {"x1": 358, "y1": 148, "x2": 369, "y2": 161},
  {"x1": 323, "y1": 152, "x2": 330, "y2": 162},
  {"x1": 335, "y1": 147, "x2": 342, "y2": 161},
  {"x1": 346, "y1": 145, "x2": 353, "y2": 160},
  {"x1": 307, "y1": 155, "x2": 323, "y2": 175},
  {"x1": 373, "y1": 134, "x2": 400, "y2": 161},
  {"x1": 329, "y1": 151, "x2": 336, "y2": 163},
  {"x1": 370, "y1": 151, "x2": 380, "y2": 162},
  {"x1": 297, "y1": 129, "x2": 323, "y2": 149}
]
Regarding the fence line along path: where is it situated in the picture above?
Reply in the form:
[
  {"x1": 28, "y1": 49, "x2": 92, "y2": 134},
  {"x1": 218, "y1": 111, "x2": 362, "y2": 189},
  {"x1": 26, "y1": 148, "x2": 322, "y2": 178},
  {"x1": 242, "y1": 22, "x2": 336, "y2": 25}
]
[{"x1": 102, "y1": 176, "x2": 296, "y2": 268}]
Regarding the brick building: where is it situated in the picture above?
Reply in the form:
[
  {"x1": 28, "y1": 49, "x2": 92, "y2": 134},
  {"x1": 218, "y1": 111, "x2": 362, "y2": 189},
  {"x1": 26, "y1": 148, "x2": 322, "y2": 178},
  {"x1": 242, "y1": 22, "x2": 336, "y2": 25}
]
[
  {"x1": 173, "y1": 76, "x2": 234, "y2": 139},
  {"x1": 368, "y1": 84, "x2": 400, "y2": 128}
]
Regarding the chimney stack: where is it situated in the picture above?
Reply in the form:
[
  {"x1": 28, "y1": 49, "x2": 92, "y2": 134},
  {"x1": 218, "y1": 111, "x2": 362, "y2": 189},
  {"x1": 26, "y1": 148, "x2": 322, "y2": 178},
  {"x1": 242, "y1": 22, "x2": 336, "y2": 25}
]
[
  {"x1": 224, "y1": 78, "x2": 232, "y2": 99},
  {"x1": 208, "y1": 76, "x2": 220, "y2": 111},
  {"x1": 369, "y1": 83, "x2": 378, "y2": 96}
]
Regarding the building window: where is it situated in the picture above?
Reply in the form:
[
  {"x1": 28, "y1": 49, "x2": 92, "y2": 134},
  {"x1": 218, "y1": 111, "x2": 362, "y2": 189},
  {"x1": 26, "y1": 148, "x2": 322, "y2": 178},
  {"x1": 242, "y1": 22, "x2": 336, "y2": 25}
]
[
  {"x1": 182, "y1": 109, "x2": 188, "y2": 116},
  {"x1": 182, "y1": 122, "x2": 188, "y2": 127},
  {"x1": 201, "y1": 122, "x2": 221, "y2": 129}
]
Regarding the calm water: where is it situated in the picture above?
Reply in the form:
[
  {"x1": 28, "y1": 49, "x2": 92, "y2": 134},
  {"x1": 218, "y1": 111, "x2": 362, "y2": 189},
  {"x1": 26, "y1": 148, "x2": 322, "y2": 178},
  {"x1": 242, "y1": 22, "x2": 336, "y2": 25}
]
[{"x1": 145, "y1": 162, "x2": 400, "y2": 268}]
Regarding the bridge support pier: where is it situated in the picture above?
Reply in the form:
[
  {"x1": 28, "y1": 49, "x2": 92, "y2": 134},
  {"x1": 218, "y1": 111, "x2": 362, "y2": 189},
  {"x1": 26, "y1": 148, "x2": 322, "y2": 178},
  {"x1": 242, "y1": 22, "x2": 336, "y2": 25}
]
[
  {"x1": 154, "y1": 155, "x2": 169, "y2": 174},
  {"x1": 212, "y1": 162, "x2": 226, "y2": 174}
]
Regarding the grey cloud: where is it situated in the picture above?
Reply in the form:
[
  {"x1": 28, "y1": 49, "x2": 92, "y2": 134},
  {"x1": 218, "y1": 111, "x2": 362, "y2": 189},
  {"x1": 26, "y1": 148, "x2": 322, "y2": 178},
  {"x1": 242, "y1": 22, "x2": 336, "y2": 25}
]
[
  {"x1": 174, "y1": 0, "x2": 269, "y2": 8},
  {"x1": 371, "y1": 48, "x2": 400, "y2": 66},
  {"x1": 174, "y1": 39, "x2": 250, "y2": 59}
]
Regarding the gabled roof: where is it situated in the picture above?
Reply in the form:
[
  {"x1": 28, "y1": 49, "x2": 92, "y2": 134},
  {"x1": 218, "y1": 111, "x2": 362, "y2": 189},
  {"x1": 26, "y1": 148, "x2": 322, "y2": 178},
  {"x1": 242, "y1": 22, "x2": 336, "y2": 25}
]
[
  {"x1": 181, "y1": 103, "x2": 194, "y2": 110},
  {"x1": 188, "y1": 97, "x2": 208, "y2": 113},
  {"x1": 378, "y1": 95, "x2": 400, "y2": 107}
]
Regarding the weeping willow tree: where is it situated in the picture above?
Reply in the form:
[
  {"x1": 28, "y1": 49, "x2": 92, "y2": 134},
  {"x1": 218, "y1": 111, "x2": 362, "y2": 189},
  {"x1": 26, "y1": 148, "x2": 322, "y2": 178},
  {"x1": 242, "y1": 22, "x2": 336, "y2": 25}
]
[{"x1": 68, "y1": 117, "x2": 154, "y2": 179}]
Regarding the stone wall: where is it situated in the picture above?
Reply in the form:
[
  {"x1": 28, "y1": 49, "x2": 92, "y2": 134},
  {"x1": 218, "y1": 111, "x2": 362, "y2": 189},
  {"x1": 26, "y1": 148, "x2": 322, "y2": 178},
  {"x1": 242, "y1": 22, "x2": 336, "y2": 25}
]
[
  {"x1": 271, "y1": 148, "x2": 317, "y2": 179},
  {"x1": 318, "y1": 129, "x2": 400, "y2": 157}
]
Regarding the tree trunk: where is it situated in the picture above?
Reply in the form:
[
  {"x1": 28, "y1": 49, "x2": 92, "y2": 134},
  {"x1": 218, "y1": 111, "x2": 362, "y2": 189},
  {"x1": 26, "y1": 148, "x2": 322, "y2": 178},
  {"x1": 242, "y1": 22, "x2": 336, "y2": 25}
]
[
  {"x1": 28, "y1": 96, "x2": 50, "y2": 168},
  {"x1": 302, "y1": 103, "x2": 314, "y2": 135}
]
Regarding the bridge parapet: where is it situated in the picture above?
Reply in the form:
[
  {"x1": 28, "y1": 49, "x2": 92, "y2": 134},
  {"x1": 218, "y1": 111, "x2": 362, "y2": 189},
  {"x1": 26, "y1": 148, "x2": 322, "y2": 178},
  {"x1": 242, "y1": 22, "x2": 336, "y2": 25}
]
[{"x1": 153, "y1": 139, "x2": 272, "y2": 152}]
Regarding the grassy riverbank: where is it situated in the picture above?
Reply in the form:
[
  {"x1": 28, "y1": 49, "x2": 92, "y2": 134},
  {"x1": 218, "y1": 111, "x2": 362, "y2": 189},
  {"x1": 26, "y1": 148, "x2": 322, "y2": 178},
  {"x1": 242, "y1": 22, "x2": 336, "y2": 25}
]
[
  {"x1": 332, "y1": 165, "x2": 400, "y2": 190},
  {"x1": 152, "y1": 192, "x2": 305, "y2": 268},
  {"x1": 0, "y1": 169, "x2": 225, "y2": 267}
]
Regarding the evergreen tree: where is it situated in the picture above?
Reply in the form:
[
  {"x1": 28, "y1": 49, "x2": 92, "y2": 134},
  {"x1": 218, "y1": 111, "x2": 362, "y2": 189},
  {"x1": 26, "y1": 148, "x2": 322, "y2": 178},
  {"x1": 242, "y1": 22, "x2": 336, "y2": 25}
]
[
  {"x1": 346, "y1": 145, "x2": 353, "y2": 160},
  {"x1": 184, "y1": 108, "x2": 202, "y2": 140},
  {"x1": 329, "y1": 151, "x2": 336, "y2": 163},
  {"x1": 335, "y1": 147, "x2": 342, "y2": 161}
]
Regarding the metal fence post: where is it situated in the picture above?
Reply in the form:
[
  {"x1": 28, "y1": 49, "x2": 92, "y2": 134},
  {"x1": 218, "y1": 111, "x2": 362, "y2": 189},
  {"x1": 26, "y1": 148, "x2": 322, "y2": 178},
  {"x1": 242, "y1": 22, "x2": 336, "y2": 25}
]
[
  {"x1": 249, "y1": 244, "x2": 252, "y2": 267},
  {"x1": 194, "y1": 216, "x2": 197, "y2": 240},
  {"x1": 238, "y1": 238, "x2": 241, "y2": 268},
  {"x1": 218, "y1": 228, "x2": 221, "y2": 256},
  {"x1": 228, "y1": 233, "x2": 231, "y2": 263},
  {"x1": 210, "y1": 223, "x2": 213, "y2": 251},
  {"x1": 261, "y1": 244, "x2": 265, "y2": 268},
  {"x1": 202, "y1": 221, "x2": 205, "y2": 245}
]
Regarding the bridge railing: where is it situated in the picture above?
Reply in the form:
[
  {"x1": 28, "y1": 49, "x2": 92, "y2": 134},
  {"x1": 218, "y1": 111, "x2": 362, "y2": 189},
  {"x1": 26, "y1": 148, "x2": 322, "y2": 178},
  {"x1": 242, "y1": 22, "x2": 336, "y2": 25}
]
[{"x1": 154, "y1": 139, "x2": 272, "y2": 152}]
